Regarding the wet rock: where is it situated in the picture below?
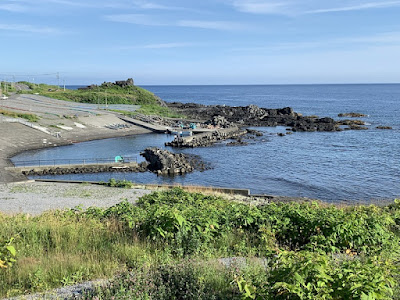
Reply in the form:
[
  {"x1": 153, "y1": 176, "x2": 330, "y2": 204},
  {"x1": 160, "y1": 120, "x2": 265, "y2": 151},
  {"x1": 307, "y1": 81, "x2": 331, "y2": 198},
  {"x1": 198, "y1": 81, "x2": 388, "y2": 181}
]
[
  {"x1": 141, "y1": 147, "x2": 194, "y2": 175},
  {"x1": 348, "y1": 125, "x2": 368, "y2": 130},
  {"x1": 337, "y1": 119, "x2": 366, "y2": 126},
  {"x1": 246, "y1": 129, "x2": 263, "y2": 136},
  {"x1": 338, "y1": 112, "x2": 367, "y2": 117},
  {"x1": 376, "y1": 126, "x2": 392, "y2": 130},
  {"x1": 227, "y1": 138, "x2": 248, "y2": 146}
]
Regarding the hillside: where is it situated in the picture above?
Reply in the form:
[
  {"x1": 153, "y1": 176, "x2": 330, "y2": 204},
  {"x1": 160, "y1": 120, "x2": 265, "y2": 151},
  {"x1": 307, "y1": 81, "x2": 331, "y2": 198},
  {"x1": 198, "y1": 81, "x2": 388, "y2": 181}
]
[{"x1": 17, "y1": 79, "x2": 177, "y2": 117}]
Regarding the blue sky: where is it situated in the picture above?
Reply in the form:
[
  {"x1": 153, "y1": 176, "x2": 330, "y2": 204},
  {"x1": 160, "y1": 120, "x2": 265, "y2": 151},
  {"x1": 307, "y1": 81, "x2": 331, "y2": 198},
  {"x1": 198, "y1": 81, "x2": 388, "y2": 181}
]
[{"x1": 1, "y1": 0, "x2": 400, "y2": 85}]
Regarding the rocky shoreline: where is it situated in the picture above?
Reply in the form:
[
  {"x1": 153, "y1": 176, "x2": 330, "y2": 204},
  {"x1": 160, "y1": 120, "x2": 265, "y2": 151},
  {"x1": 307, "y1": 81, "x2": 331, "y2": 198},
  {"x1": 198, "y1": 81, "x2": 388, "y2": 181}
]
[
  {"x1": 1, "y1": 92, "x2": 391, "y2": 185},
  {"x1": 167, "y1": 103, "x2": 341, "y2": 132}
]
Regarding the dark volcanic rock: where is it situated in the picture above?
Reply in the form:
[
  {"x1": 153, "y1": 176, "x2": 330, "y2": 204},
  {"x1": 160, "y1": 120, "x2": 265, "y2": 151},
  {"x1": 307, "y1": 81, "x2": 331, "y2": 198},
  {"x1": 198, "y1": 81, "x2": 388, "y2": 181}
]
[
  {"x1": 166, "y1": 127, "x2": 247, "y2": 148},
  {"x1": 141, "y1": 147, "x2": 194, "y2": 175},
  {"x1": 338, "y1": 112, "x2": 367, "y2": 117},
  {"x1": 226, "y1": 138, "x2": 248, "y2": 146},
  {"x1": 205, "y1": 115, "x2": 233, "y2": 128},
  {"x1": 78, "y1": 78, "x2": 135, "y2": 90},
  {"x1": 167, "y1": 103, "x2": 341, "y2": 132},
  {"x1": 246, "y1": 129, "x2": 263, "y2": 136},
  {"x1": 337, "y1": 119, "x2": 366, "y2": 126},
  {"x1": 346, "y1": 125, "x2": 368, "y2": 130}
]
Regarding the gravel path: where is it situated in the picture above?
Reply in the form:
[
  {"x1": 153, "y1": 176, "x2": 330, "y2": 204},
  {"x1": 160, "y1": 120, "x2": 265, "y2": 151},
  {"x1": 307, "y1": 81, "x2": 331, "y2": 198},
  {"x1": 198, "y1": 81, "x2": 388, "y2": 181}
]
[{"x1": 0, "y1": 181, "x2": 151, "y2": 215}]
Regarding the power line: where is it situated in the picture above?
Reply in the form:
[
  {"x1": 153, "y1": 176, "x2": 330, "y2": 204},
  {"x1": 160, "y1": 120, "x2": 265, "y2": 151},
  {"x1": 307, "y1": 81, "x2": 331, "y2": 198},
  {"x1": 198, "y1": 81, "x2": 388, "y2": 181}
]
[{"x1": 0, "y1": 72, "x2": 60, "y2": 77}]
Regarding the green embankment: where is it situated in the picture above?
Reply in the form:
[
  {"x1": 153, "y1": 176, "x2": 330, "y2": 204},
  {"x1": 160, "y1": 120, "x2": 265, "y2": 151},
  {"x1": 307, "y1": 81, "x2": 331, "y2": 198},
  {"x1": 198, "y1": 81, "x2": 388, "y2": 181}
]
[
  {"x1": 1, "y1": 187, "x2": 399, "y2": 299},
  {"x1": 17, "y1": 81, "x2": 180, "y2": 118},
  {"x1": 0, "y1": 109, "x2": 40, "y2": 122},
  {"x1": 0, "y1": 81, "x2": 16, "y2": 96}
]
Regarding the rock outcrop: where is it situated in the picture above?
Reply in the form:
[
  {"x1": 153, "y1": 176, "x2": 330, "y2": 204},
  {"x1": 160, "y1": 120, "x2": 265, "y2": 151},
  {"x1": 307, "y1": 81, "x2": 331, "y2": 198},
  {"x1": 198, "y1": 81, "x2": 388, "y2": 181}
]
[
  {"x1": 166, "y1": 127, "x2": 247, "y2": 148},
  {"x1": 337, "y1": 119, "x2": 366, "y2": 126},
  {"x1": 141, "y1": 147, "x2": 194, "y2": 175},
  {"x1": 78, "y1": 78, "x2": 135, "y2": 90},
  {"x1": 338, "y1": 112, "x2": 367, "y2": 117},
  {"x1": 204, "y1": 115, "x2": 234, "y2": 128},
  {"x1": 167, "y1": 103, "x2": 341, "y2": 132}
]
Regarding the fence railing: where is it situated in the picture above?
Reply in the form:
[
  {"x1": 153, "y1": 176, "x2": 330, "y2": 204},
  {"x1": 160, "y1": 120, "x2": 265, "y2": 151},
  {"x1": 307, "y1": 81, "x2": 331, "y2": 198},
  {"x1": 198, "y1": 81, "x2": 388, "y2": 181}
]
[{"x1": 13, "y1": 156, "x2": 139, "y2": 167}]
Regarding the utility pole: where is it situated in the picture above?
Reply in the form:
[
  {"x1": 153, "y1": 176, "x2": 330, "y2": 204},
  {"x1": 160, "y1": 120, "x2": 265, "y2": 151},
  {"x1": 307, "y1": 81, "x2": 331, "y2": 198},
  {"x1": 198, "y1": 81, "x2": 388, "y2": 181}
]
[
  {"x1": 63, "y1": 79, "x2": 66, "y2": 91},
  {"x1": 105, "y1": 90, "x2": 108, "y2": 108}
]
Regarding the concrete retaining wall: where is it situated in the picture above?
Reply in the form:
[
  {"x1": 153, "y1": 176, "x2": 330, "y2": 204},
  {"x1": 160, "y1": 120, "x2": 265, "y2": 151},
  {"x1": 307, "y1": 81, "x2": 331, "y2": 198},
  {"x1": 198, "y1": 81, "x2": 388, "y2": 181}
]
[{"x1": 33, "y1": 179, "x2": 251, "y2": 196}]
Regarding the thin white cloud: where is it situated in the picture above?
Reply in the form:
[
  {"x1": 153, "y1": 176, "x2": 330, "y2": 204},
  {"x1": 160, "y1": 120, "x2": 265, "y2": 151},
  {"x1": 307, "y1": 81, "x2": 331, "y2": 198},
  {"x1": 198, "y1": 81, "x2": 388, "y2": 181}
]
[
  {"x1": 132, "y1": 0, "x2": 185, "y2": 10},
  {"x1": 0, "y1": 3, "x2": 28, "y2": 12},
  {"x1": 0, "y1": 23, "x2": 60, "y2": 34},
  {"x1": 177, "y1": 20, "x2": 246, "y2": 31},
  {"x1": 10, "y1": 0, "x2": 124, "y2": 9},
  {"x1": 105, "y1": 14, "x2": 247, "y2": 31},
  {"x1": 306, "y1": 1, "x2": 400, "y2": 14},
  {"x1": 231, "y1": 31, "x2": 400, "y2": 53},
  {"x1": 104, "y1": 14, "x2": 167, "y2": 26},
  {"x1": 115, "y1": 42, "x2": 196, "y2": 50},
  {"x1": 232, "y1": 1, "x2": 291, "y2": 14},
  {"x1": 141, "y1": 42, "x2": 195, "y2": 49},
  {"x1": 231, "y1": 0, "x2": 400, "y2": 15}
]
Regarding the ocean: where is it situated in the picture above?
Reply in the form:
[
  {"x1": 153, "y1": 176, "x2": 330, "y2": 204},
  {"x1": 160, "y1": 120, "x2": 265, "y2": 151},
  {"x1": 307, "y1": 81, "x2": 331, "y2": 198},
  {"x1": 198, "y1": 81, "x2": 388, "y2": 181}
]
[{"x1": 12, "y1": 84, "x2": 400, "y2": 202}]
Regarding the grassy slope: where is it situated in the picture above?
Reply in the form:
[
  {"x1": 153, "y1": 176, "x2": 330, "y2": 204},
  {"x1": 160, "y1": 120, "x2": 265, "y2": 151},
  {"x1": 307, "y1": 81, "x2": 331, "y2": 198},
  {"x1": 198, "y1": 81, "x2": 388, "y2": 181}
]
[
  {"x1": 1, "y1": 187, "x2": 399, "y2": 299},
  {"x1": 0, "y1": 109, "x2": 39, "y2": 122},
  {"x1": 17, "y1": 82, "x2": 180, "y2": 118}
]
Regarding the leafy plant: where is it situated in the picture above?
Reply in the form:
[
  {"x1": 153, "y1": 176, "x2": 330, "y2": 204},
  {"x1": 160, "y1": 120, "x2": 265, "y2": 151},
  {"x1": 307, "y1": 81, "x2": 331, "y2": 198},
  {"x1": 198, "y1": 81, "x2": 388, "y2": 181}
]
[
  {"x1": 107, "y1": 178, "x2": 134, "y2": 188},
  {"x1": 0, "y1": 238, "x2": 16, "y2": 269}
]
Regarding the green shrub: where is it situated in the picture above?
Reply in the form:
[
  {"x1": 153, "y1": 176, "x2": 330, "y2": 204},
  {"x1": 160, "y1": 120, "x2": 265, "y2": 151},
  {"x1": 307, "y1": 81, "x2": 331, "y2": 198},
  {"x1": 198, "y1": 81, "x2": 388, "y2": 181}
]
[
  {"x1": 0, "y1": 238, "x2": 16, "y2": 269},
  {"x1": 107, "y1": 179, "x2": 134, "y2": 188},
  {"x1": 266, "y1": 251, "x2": 395, "y2": 299},
  {"x1": 84, "y1": 260, "x2": 240, "y2": 300}
]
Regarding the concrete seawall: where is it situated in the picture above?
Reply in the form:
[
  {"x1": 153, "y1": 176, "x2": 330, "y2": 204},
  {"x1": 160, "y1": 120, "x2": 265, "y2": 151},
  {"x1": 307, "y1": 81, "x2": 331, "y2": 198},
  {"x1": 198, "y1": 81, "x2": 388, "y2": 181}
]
[
  {"x1": 6, "y1": 162, "x2": 146, "y2": 176},
  {"x1": 34, "y1": 179, "x2": 252, "y2": 197}
]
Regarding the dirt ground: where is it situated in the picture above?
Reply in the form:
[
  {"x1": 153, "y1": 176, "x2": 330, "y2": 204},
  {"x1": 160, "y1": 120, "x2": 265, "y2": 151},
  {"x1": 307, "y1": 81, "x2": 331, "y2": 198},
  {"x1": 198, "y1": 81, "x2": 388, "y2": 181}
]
[{"x1": 0, "y1": 181, "x2": 152, "y2": 215}]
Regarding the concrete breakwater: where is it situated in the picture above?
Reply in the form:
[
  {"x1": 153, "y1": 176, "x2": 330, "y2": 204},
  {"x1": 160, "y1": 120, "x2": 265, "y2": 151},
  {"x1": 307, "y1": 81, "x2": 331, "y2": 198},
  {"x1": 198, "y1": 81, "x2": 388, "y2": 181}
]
[
  {"x1": 8, "y1": 148, "x2": 204, "y2": 177},
  {"x1": 7, "y1": 162, "x2": 149, "y2": 176}
]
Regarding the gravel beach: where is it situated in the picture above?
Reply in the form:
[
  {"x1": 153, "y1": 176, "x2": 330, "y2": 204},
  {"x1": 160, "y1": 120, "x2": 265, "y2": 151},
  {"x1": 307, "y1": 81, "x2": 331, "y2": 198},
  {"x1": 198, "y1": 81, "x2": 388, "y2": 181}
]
[{"x1": 0, "y1": 181, "x2": 151, "y2": 215}]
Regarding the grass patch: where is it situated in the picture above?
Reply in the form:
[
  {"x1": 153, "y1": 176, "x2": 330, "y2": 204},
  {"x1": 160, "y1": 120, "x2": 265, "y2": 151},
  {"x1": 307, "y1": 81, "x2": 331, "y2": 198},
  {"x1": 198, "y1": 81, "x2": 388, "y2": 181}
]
[
  {"x1": 19, "y1": 82, "x2": 160, "y2": 106},
  {"x1": 0, "y1": 109, "x2": 40, "y2": 122},
  {"x1": 16, "y1": 81, "x2": 184, "y2": 118},
  {"x1": 1, "y1": 189, "x2": 400, "y2": 299}
]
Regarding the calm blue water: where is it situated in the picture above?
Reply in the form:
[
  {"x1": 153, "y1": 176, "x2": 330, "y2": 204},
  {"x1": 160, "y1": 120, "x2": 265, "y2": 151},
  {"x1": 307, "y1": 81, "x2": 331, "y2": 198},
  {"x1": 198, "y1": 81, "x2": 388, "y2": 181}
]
[{"x1": 13, "y1": 84, "x2": 400, "y2": 202}]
